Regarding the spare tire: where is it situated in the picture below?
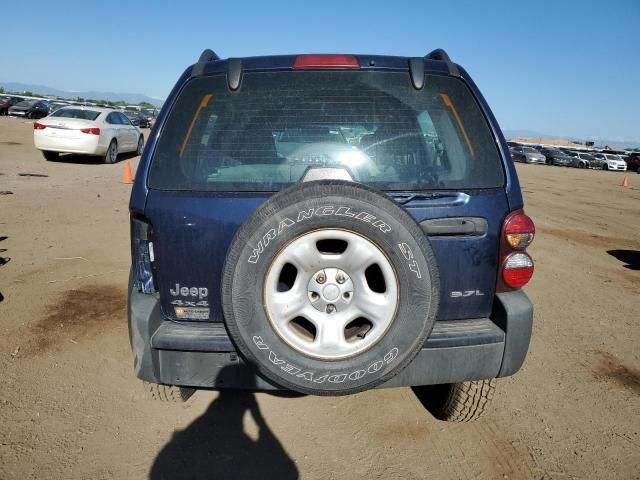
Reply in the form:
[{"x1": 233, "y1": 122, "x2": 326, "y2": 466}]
[{"x1": 222, "y1": 180, "x2": 439, "y2": 395}]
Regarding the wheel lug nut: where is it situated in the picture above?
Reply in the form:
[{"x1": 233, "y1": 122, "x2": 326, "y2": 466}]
[
  {"x1": 310, "y1": 292, "x2": 319, "y2": 300},
  {"x1": 316, "y1": 273, "x2": 326, "y2": 284},
  {"x1": 336, "y1": 274, "x2": 345, "y2": 284},
  {"x1": 343, "y1": 292, "x2": 350, "y2": 299},
  {"x1": 326, "y1": 304, "x2": 335, "y2": 314}
]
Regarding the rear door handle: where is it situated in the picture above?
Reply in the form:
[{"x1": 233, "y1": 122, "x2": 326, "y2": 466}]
[{"x1": 420, "y1": 217, "x2": 488, "y2": 236}]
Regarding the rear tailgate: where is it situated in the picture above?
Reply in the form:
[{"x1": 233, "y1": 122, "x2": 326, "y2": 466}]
[
  {"x1": 145, "y1": 192, "x2": 267, "y2": 321},
  {"x1": 403, "y1": 190, "x2": 507, "y2": 319},
  {"x1": 146, "y1": 188, "x2": 506, "y2": 322}
]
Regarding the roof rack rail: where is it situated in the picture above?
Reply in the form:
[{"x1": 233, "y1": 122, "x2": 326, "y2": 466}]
[
  {"x1": 425, "y1": 49, "x2": 460, "y2": 77},
  {"x1": 408, "y1": 58, "x2": 425, "y2": 90},
  {"x1": 191, "y1": 49, "x2": 220, "y2": 77},
  {"x1": 227, "y1": 58, "x2": 242, "y2": 91}
]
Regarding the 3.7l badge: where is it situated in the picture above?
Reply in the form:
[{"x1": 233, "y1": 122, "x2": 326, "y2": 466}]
[{"x1": 450, "y1": 290, "x2": 484, "y2": 298}]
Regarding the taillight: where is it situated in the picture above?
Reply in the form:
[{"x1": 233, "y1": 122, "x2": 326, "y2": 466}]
[
  {"x1": 80, "y1": 128, "x2": 100, "y2": 135},
  {"x1": 504, "y1": 212, "x2": 535, "y2": 249},
  {"x1": 33, "y1": 122, "x2": 46, "y2": 130},
  {"x1": 131, "y1": 217, "x2": 156, "y2": 294},
  {"x1": 498, "y1": 210, "x2": 535, "y2": 291},
  {"x1": 502, "y1": 253, "x2": 534, "y2": 289},
  {"x1": 293, "y1": 54, "x2": 360, "y2": 70}
]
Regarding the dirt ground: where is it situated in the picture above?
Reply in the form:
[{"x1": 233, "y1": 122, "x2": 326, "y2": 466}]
[{"x1": 0, "y1": 116, "x2": 638, "y2": 480}]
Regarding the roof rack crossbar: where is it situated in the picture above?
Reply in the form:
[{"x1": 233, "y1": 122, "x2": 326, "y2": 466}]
[
  {"x1": 425, "y1": 48, "x2": 460, "y2": 77},
  {"x1": 191, "y1": 49, "x2": 220, "y2": 77}
]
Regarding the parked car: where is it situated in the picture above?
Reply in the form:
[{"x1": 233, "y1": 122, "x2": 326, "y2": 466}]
[
  {"x1": 33, "y1": 107, "x2": 143, "y2": 163},
  {"x1": 124, "y1": 111, "x2": 152, "y2": 128},
  {"x1": 510, "y1": 146, "x2": 546, "y2": 164},
  {"x1": 575, "y1": 152, "x2": 600, "y2": 169},
  {"x1": 128, "y1": 49, "x2": 536, "y2": 422},
  {"x1": 8, "y1": 99, "x2": 49, "y2": 119},
  {"x1": 0, "y1": 96, "x2": 25, "y2": 115},
  {"x1": 46, "y1": 102, "x2": 70, "y2": 115},
  {"x1": 624, "y1": 152, "x2": 640, "y2": 172},
  {"x1": 561, "y1": 150, "x2": 587, "y2": 168},
  {"x1": 592, "y1": 153, "x2": 627, "y2": 171},
  {"x1": 539, "y1": 148, "x2": 573, "y2": 166}
]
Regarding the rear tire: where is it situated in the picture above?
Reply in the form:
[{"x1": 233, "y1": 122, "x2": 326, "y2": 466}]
[
  {"x1": 143, "y1": 381, "x2": 195, "y2": 403},
  {"x1": 412, "y1": 379, "x2": 496, "y2": 422},
  {"x1": 104, "y1": 139, "x2": 118, "y2": 164},
  {"x1": 136, "y1": 135, "x2": 144, "y2": 155},
  {"x1": 42, "y1": 151, "x2": 59, "y2": 162},
  {"x1": 602, "y1": 164, "x2": 608, "y2": 171}
]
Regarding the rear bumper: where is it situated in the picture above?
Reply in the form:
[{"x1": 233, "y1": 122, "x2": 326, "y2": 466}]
[
  {"x1": 34, "y1": 131, "x2": 104, "y2": 155},
  {"x1": 129, "y1": 288, "x2": 533, "y2": 391}
]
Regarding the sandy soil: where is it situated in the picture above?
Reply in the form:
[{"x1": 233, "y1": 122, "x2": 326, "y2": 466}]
[{"x1": 0, "y1": 116, "x2": 639, "y2": 479}]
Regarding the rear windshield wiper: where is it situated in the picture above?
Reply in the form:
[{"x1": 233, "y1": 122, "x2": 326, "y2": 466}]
[{"x1": 388, "y1": 192, "x2": 469, "y2": 206}]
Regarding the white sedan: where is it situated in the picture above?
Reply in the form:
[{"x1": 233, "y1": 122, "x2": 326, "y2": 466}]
[
  {"x1": 601, "y1": 154, "x2": 627, "y2": 172},
  {"x1": 33, "y1": 107, "x2": 144, "y2": 163}
]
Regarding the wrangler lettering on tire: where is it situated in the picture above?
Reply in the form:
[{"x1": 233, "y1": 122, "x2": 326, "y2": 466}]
[{"x1": 222, "y1": 181, "x2": 439, "y2": 396}]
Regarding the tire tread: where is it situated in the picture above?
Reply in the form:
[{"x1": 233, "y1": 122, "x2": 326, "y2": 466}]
[
  {"x1": 143, "y1": 381, "x2": 195, "y2": 403},
  {"x1": 441, "y1": 379, "x2": 495, "y2": 422},
  {"x1": 414, "y1": 379, "x2": 496, "y2": 422}
]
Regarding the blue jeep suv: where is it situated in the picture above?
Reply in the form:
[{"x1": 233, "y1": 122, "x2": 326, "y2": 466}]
[{"x1": 129, "y1": 49, "x2": 535, "y2": 421}]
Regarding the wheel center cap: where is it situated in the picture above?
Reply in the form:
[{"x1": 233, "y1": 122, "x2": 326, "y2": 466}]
[
  {"x1": 308, "y1": 267, "x2": 354, "y2": 312},
  {"x1": 322, "y1": 284, "x2": 340, "y2": 301}
]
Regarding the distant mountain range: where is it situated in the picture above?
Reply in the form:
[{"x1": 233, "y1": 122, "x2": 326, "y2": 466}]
[
  {"x1": 503, "y1": 130, "x2": 639, "y2": 149},
  {"x1": 0, "y1": 81, "x2": 164, "y2": 107}
]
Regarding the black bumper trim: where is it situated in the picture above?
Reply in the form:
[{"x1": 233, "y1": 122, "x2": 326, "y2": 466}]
[
  {"x1": 131, "y1": 286, "x2": 532, "y2": 389},
  {"x1": 151, "y1": 318, "x2": 505, "y2": 352}
]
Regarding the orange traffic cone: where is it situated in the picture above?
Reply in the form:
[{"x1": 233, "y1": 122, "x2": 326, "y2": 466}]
[
  {"x1": 621, "y1": 176, "x2": 628, "y2": 188},
  {"x1": 123, "y1": 160, "x2": 133, "y2": 184}
]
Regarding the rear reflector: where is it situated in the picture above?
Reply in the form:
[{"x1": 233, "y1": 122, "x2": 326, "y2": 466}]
[
  {"x1": 502, "y1": 252, "x2": 534, "y2": 289},
  {"x1": 80, "y1": 127, "x2": 100, "y2": 135},
  {"x1": 33, "y1": 122, "x2": 46, "y2": 130},
  {"x1": 293, "y1": 54, "x2": 360, "y2": 70}
]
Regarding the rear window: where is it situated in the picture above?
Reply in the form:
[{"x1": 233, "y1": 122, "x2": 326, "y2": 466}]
[
  {"x1": 15, "y1": 100, "x2": 36, "y2": 108},
  {"x1": 51, "y1": 108, "x2": 100, "y2": 121},
  {"x1": 149, "y1": 71, "x2": 505, "y2": 192}
]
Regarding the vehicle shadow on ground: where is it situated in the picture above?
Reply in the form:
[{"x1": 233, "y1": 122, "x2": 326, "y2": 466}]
[
  {"x1": 51, "y1": 153, "x2": 138, "y2": 165},
  {"x1": 150, "y1": 366, "x2": 299, "y2": 480},
  {"x1": 606, "y1": 249, "x2": 640, "y2": 270}
]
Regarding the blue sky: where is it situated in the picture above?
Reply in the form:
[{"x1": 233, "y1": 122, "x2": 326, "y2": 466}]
[{"x1": 2, "y1": 0, "x2": 639, "y2": 142}]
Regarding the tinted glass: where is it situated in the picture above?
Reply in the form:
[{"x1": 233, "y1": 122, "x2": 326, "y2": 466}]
[
  {"x1": 119, "y1": 113, "x2": 132, "y2": 125},
  {"x1": 150, "y1": 71, "x2": 505, "y2": 192},
  {"x1": 15, "y1": 100, "x2": 36, "y2": 107},
  {"x1": 51, "y1": 108, "x2": 100, "y2": 121}
]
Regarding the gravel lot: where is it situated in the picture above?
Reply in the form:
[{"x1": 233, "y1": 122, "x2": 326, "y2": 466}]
[{"x1": 0, "y1": 116, "x2": 638, "y2": 479}]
